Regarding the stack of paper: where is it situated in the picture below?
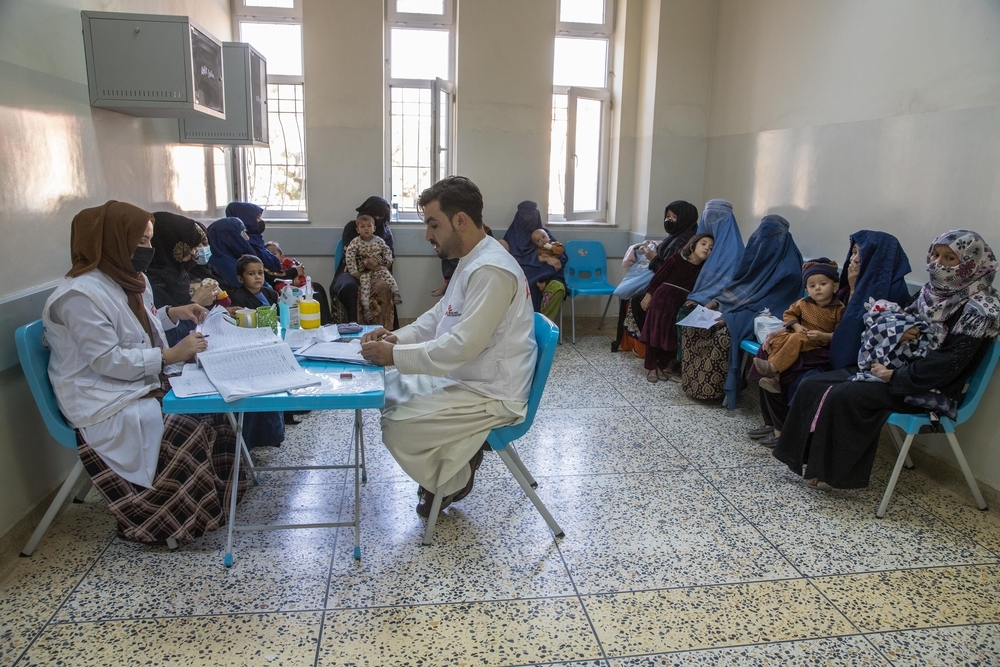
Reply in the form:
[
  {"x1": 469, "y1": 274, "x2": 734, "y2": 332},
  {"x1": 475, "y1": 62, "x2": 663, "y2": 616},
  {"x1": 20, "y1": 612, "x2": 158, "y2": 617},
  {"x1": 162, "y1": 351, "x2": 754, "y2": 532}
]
[
  {"x1": 295, "y1": 339, "x2": 374, "y2": 366},
  {"x1": 195, "y1": 315, "x2": 321, "y2": 402},
  {"x1": 168, "y1": 364, "x2": 219, "y2": 398}
]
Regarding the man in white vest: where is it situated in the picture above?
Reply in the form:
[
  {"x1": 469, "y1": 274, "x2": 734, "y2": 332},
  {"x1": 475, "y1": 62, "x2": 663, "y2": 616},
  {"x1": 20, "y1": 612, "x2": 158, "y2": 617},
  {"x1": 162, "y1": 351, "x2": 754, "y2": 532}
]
[{"x1": 361, "y1": 176, "x2": 537, "y2": 517}]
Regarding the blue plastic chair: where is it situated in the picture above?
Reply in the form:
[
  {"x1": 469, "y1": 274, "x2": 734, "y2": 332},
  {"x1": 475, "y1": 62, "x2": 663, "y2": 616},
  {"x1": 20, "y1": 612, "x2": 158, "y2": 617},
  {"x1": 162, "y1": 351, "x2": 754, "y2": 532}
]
[
  {"x1": 877, "y1": 337, "x2": 999, "y2": 518},
  {"x1": 562, "y1": 240, "x2": 616, "y2": 344},
  {"x1": 334, "y1": 238, "x2": 344, "y2": 275},
  {"x1": 15, "y1": 320, "x2": 93, "y2": 556},
  {"x1": 423, "y1": 313, "x2": 565, "y2": 545}
]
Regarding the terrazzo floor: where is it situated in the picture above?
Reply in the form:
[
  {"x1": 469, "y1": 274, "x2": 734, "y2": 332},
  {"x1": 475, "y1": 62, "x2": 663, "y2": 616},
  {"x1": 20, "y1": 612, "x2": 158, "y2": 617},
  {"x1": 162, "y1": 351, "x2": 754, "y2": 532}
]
[{"x1": 3, "y1": 328, "x2": 1000, "y2": 666}]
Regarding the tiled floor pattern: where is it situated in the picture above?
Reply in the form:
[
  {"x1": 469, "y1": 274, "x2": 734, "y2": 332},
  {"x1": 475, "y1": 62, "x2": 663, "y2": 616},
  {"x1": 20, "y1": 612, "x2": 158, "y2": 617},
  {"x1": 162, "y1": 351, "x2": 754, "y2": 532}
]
[{"x1": 3, "y1": 329, "x2": 1000, "y2": 666}]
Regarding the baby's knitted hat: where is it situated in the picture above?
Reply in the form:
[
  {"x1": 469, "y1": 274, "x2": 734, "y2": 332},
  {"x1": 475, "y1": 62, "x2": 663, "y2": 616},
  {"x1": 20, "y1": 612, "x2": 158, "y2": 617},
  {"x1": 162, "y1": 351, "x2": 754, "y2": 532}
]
[{"x1": 802, "y1": 258, "x2": 839, "y2": 286}]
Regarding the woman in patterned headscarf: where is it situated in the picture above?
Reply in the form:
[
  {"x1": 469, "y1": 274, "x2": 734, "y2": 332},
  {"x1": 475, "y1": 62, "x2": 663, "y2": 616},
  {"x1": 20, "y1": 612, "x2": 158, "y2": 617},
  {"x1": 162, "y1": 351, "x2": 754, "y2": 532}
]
[
  {"x1": 773, "y1": 230, "x2": 999, "y2": 490},
  {"x1": 42, "y1": 201, "x2": 248, "y2": 544}
]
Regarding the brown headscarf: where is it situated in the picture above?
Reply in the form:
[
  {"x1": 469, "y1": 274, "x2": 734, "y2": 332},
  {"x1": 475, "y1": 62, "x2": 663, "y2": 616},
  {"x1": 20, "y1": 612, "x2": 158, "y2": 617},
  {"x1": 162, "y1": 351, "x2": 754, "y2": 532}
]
[{"x1": 67, "y1": 201, "x2": 155, "y2": 340}]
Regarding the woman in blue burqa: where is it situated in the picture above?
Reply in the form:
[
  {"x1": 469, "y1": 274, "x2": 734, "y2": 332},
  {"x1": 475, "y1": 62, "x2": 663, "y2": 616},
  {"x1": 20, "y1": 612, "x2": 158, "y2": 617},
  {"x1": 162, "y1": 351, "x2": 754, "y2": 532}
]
[
  {"x1": 227, "y1": 201, "x2": 305, "y2": 283},
  {"x1": 204, "y1": 216, "x2": 286, "y2": 447},
  {"x1": 748, "y1": 230, "x2": 912, "y2": 445},
  {"x1": 502, "y1": 200, "x2": 568, "y2": 311},
  {"x1": 712, "y1": 215, "x2": 804, "y2": 409},
  {"x1": 685, "y1": 199, "x2": 746, "y2": 310}
]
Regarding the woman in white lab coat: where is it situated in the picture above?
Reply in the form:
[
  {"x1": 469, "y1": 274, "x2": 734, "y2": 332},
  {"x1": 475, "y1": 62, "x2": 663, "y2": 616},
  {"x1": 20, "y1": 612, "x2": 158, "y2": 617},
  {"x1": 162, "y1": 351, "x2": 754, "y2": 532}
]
[{"x1": 42, "y1": 201, "x2": 247, "y2": 544}]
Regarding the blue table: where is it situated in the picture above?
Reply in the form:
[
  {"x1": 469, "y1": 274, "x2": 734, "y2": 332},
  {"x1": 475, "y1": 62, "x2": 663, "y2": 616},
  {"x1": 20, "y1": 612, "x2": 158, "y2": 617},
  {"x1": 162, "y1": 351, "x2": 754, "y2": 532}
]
[{"x1": 163, "y1": 359, "x2": 384, "y2": 566}]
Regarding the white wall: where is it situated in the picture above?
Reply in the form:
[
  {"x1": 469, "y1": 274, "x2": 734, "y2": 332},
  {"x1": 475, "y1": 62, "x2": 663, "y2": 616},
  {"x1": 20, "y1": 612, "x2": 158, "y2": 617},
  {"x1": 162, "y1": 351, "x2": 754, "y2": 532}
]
[
  {"x1": 702, "y1": 0, "x2": 1000, "y2": 487},
  {"x1": 0, "y1": 0, "x2": 231, "y2": 543}
]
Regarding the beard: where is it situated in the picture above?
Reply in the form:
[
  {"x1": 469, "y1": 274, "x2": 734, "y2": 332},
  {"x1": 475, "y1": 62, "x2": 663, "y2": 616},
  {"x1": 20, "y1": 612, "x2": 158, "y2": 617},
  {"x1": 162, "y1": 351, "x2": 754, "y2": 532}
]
[{"x1": 433, "y1": 222, "x2": 462, "y2": 259}]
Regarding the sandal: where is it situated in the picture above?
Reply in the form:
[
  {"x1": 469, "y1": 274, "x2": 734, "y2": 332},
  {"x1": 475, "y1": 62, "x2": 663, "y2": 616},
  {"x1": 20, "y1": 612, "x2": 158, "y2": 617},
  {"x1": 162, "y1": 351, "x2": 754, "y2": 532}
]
[
  {"x1": 656, "y1": 369, "x2": 670, "y2": 382},
  {"x1": 646, "y1": 370, "x2": 658, "y2": 383}
]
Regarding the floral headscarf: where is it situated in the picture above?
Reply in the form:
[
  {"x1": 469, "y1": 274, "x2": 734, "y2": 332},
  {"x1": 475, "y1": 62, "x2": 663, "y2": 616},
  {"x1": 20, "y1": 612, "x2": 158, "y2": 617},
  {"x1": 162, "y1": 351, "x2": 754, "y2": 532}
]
[{"x1": 908, "y1": 230, "x2": 1000, "y2": 339}]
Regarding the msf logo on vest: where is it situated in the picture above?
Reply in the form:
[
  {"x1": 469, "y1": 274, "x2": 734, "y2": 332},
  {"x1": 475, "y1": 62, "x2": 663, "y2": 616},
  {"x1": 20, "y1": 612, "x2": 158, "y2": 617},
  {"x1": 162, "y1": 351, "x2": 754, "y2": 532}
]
[{"x1": 444, "y1": 304, "x2": 462, "y2": 317}]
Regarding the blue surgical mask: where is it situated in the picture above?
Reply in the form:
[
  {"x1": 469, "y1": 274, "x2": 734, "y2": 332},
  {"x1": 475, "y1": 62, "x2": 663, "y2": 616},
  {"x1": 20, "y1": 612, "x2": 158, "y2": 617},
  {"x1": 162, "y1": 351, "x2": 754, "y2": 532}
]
[{"x1": 195, "y1": 245, "x2": 212, "y2": 265}]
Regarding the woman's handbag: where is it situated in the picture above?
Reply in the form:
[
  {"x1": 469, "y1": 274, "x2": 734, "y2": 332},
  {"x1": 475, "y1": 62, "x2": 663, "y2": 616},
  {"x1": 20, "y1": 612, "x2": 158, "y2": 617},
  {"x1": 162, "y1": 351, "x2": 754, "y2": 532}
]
[{"x1": 681, "y1": 323, "x2": 730, "y2": 400}]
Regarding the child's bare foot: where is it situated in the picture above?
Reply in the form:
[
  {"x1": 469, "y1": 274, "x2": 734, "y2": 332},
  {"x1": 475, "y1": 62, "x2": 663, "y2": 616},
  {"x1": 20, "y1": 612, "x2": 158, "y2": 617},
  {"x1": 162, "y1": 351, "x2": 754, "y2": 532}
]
[
  {"x1": 392, "y1": 290, "x2": 403, "y2": 304},
  {"x1": 362, "y1": 304, "x2": 374, "y2": 322}
]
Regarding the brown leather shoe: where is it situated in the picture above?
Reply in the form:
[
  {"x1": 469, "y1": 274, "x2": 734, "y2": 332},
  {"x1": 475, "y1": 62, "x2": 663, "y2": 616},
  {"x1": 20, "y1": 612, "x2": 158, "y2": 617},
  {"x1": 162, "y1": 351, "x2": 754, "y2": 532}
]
[
  {"x1": 416, "y1": 487, "x2": 454, "y2": 518},
  {"x1": 450, "y1": 448, "x2": 484, "y2": 503}
]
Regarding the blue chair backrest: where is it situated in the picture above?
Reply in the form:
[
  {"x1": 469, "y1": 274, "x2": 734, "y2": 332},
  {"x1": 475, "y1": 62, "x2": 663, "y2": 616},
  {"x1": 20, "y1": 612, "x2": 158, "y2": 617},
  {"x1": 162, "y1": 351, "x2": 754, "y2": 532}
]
[
  {"x1": 488, "y1": 313, "x2": 559, "y2": 447},
  {"x1": 955, "y1": 337, "x2": 1000, "y2": 425},
  {"x1": 334, "y1": 239, "x2": 344, "y2": 274},
  {"x1": 15, "y1": 320, "x2": 77, "y2": 449},
  {"x1": 564, "y1": 240, "x2": 609, "y2": 284}
]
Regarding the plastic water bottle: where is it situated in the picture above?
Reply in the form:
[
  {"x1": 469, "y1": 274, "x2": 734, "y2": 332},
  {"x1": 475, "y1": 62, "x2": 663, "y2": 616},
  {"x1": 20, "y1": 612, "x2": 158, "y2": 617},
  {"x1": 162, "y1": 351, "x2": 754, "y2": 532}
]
[{"x1": 279, "y1": 285, "x2": 301, "y2": 330}]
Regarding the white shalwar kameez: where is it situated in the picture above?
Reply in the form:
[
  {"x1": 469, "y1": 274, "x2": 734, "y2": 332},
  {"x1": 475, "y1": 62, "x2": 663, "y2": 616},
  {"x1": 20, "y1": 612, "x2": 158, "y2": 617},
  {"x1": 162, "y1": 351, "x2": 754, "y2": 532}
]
[{"x1": 382, "y1": 235, "x2": 537, "y2": 496}]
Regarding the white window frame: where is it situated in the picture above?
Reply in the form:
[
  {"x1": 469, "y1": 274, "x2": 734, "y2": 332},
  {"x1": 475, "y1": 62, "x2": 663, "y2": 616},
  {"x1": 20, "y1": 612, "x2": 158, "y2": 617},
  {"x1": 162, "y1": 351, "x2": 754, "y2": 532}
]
[
  {"x1": 551, "y1": 0, "x2": 615, "y2": 223},
  {"x1": 385, "y1": 1, "x2": 456, "y2": 222},
  {"x1": 232, "y1": 0, "x2": 307, "y2": 220},
  {"x1": 561, "y1": 86, "x2": 611, "y2": 221}
]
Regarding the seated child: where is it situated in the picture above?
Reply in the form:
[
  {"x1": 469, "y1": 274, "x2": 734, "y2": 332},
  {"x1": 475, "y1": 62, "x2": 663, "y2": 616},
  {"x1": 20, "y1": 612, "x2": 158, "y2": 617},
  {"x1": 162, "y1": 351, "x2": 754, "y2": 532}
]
[
  {"x1": 753, "y1": 258, "x2": 845, "y2": 393},
  {"x1": 264, "y1": 241, "x2": 306, "y2": 292},
  {"x1": 346, "y1": 214, "x2": 401, "y2": 322},
  {"x1": 230, "y1": 254, "x2": 279, "y2": 309}
]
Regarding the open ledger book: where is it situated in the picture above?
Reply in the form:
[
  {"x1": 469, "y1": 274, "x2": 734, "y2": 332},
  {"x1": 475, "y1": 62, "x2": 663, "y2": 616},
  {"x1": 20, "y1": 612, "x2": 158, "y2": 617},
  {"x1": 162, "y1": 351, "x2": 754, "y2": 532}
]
[{"x1": 194, "y1": 308, "x2": 321, "y2": 402}]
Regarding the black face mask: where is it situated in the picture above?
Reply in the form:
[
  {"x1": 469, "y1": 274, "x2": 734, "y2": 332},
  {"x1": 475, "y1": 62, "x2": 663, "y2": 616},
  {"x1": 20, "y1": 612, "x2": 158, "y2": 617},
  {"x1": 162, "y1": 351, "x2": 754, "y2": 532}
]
[
  {"x1": 258, "y1": 219, "x2": 266, "y2": 233},
  {"x1": 131, "y1": 246, "x2": 155, "y2": 273}
]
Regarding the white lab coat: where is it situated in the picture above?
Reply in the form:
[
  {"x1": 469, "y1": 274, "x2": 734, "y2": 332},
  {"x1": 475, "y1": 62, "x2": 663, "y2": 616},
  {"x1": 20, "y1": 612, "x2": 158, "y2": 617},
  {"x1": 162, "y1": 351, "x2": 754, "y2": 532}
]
[{"x1": 42, "y1": 270, "x2": 176, "y2": 488}]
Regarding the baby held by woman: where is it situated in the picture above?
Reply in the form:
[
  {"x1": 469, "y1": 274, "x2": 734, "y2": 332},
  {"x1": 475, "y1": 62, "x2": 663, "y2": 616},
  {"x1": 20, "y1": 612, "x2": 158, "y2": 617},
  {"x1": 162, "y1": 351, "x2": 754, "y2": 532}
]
[{"x1": 754, "y1": 259, "x2": 844, "y2": 393}]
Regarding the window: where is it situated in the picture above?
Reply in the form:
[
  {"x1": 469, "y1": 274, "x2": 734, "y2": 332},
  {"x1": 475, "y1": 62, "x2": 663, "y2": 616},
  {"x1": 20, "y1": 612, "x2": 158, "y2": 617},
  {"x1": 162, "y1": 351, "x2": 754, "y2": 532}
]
[
  {"x1": 550, "y1": 0, "x2": 614, "y2": 222},
  {"x1": 386, "y1": 0, "x2": 456, "y2": 220},
  {"x1": 232, "y1": 0, "x2": 306, "y2": 217}
]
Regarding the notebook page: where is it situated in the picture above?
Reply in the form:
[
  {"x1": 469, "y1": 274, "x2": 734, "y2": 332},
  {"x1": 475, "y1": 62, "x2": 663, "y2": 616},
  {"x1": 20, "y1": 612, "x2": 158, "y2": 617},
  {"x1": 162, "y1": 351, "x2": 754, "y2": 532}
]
[{"x1": 198, "y1": 341, "x2": 320, "y2": 402}]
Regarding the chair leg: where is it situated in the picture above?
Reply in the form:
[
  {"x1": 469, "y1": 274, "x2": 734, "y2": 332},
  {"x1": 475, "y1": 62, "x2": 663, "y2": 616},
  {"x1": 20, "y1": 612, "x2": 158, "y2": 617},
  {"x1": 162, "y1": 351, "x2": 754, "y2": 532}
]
[
  {"x1": 571, "y1": 296, "x2": 577, "y2": 344},
  {"x1": 945, "y1": 432, "x2": 988, "y2": 511},
  {"x1": 598, "y1": 294, "x2": 613, "y2": 330},
  {"x1": 21, "y1": 459, "x2": 86, "y2": 556},
  {"x1": 504, "y1": 444, "x2": 537, "y2": 489},
  {"x1": 74, "y1": 477, "x2": 93, "y2": 503},
  {"x1": 558, "y1": 302, "x2": 563, "y2": 345},
  {"x1": 496, "y1": 449, "x2": 563, "y2": 537},
  {"x1": 421, "y1": 489, "x2": 446, "y2": 545},
  {"x1": 887, "y1": 425, "x2": 915, "y2": 469},
  {"x1": 877, "y1": 432, "x2": 915, "y2": 518}
]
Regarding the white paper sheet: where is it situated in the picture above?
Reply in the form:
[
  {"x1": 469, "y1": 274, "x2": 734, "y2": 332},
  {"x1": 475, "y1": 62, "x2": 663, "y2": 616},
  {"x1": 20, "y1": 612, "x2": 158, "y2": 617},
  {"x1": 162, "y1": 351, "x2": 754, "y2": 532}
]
[
  {"x1": 284, "y1": 325, "x2": 341, "y2": 350},
  {"x1": 676, "y1": 305, "x2": 724, "y2": 329},
  {"x1": 168, "y1": 365, "x2": 218, "y2": 398}
]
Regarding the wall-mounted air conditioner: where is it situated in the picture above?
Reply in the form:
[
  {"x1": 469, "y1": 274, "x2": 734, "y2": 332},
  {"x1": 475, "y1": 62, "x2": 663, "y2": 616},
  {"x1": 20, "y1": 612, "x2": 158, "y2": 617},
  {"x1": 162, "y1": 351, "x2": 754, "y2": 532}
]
[
  {"x1": 179, "y1": 42, "x2": 268, "y2": 145},
  {"x1": 81, "y1": 11, "x2": 225, "y2": 119}
]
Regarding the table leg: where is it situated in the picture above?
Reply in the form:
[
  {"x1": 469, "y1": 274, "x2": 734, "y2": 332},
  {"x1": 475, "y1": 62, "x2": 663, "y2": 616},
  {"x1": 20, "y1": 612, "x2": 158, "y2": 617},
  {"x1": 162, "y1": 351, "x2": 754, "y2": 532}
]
[
  {"x1": 224, "y1": 411, "x2": 245, "y2": 567},
  {"x1": 353, "y1": 409, "x2": 362, "y2": 560},
  {"x1": 226, "y1": 413, "x2": 258, "y2": 485},
  {"x1": 359, "y1": 410, "x2": 367, "y2": 484}
]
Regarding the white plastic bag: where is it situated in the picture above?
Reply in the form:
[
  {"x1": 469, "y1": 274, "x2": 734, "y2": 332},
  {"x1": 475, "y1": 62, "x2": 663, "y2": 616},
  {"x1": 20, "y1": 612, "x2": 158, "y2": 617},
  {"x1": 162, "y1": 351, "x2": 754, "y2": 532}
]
[{"x1": 753, "y1": 308, "x2": 784, "y2": 343}]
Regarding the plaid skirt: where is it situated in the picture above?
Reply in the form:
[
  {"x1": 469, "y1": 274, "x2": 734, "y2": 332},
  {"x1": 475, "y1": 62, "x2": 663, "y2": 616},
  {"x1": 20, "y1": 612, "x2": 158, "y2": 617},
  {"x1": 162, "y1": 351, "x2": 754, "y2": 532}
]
[{"x1": 79, "y1": 413, "x2": 249, "y2": 543}]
